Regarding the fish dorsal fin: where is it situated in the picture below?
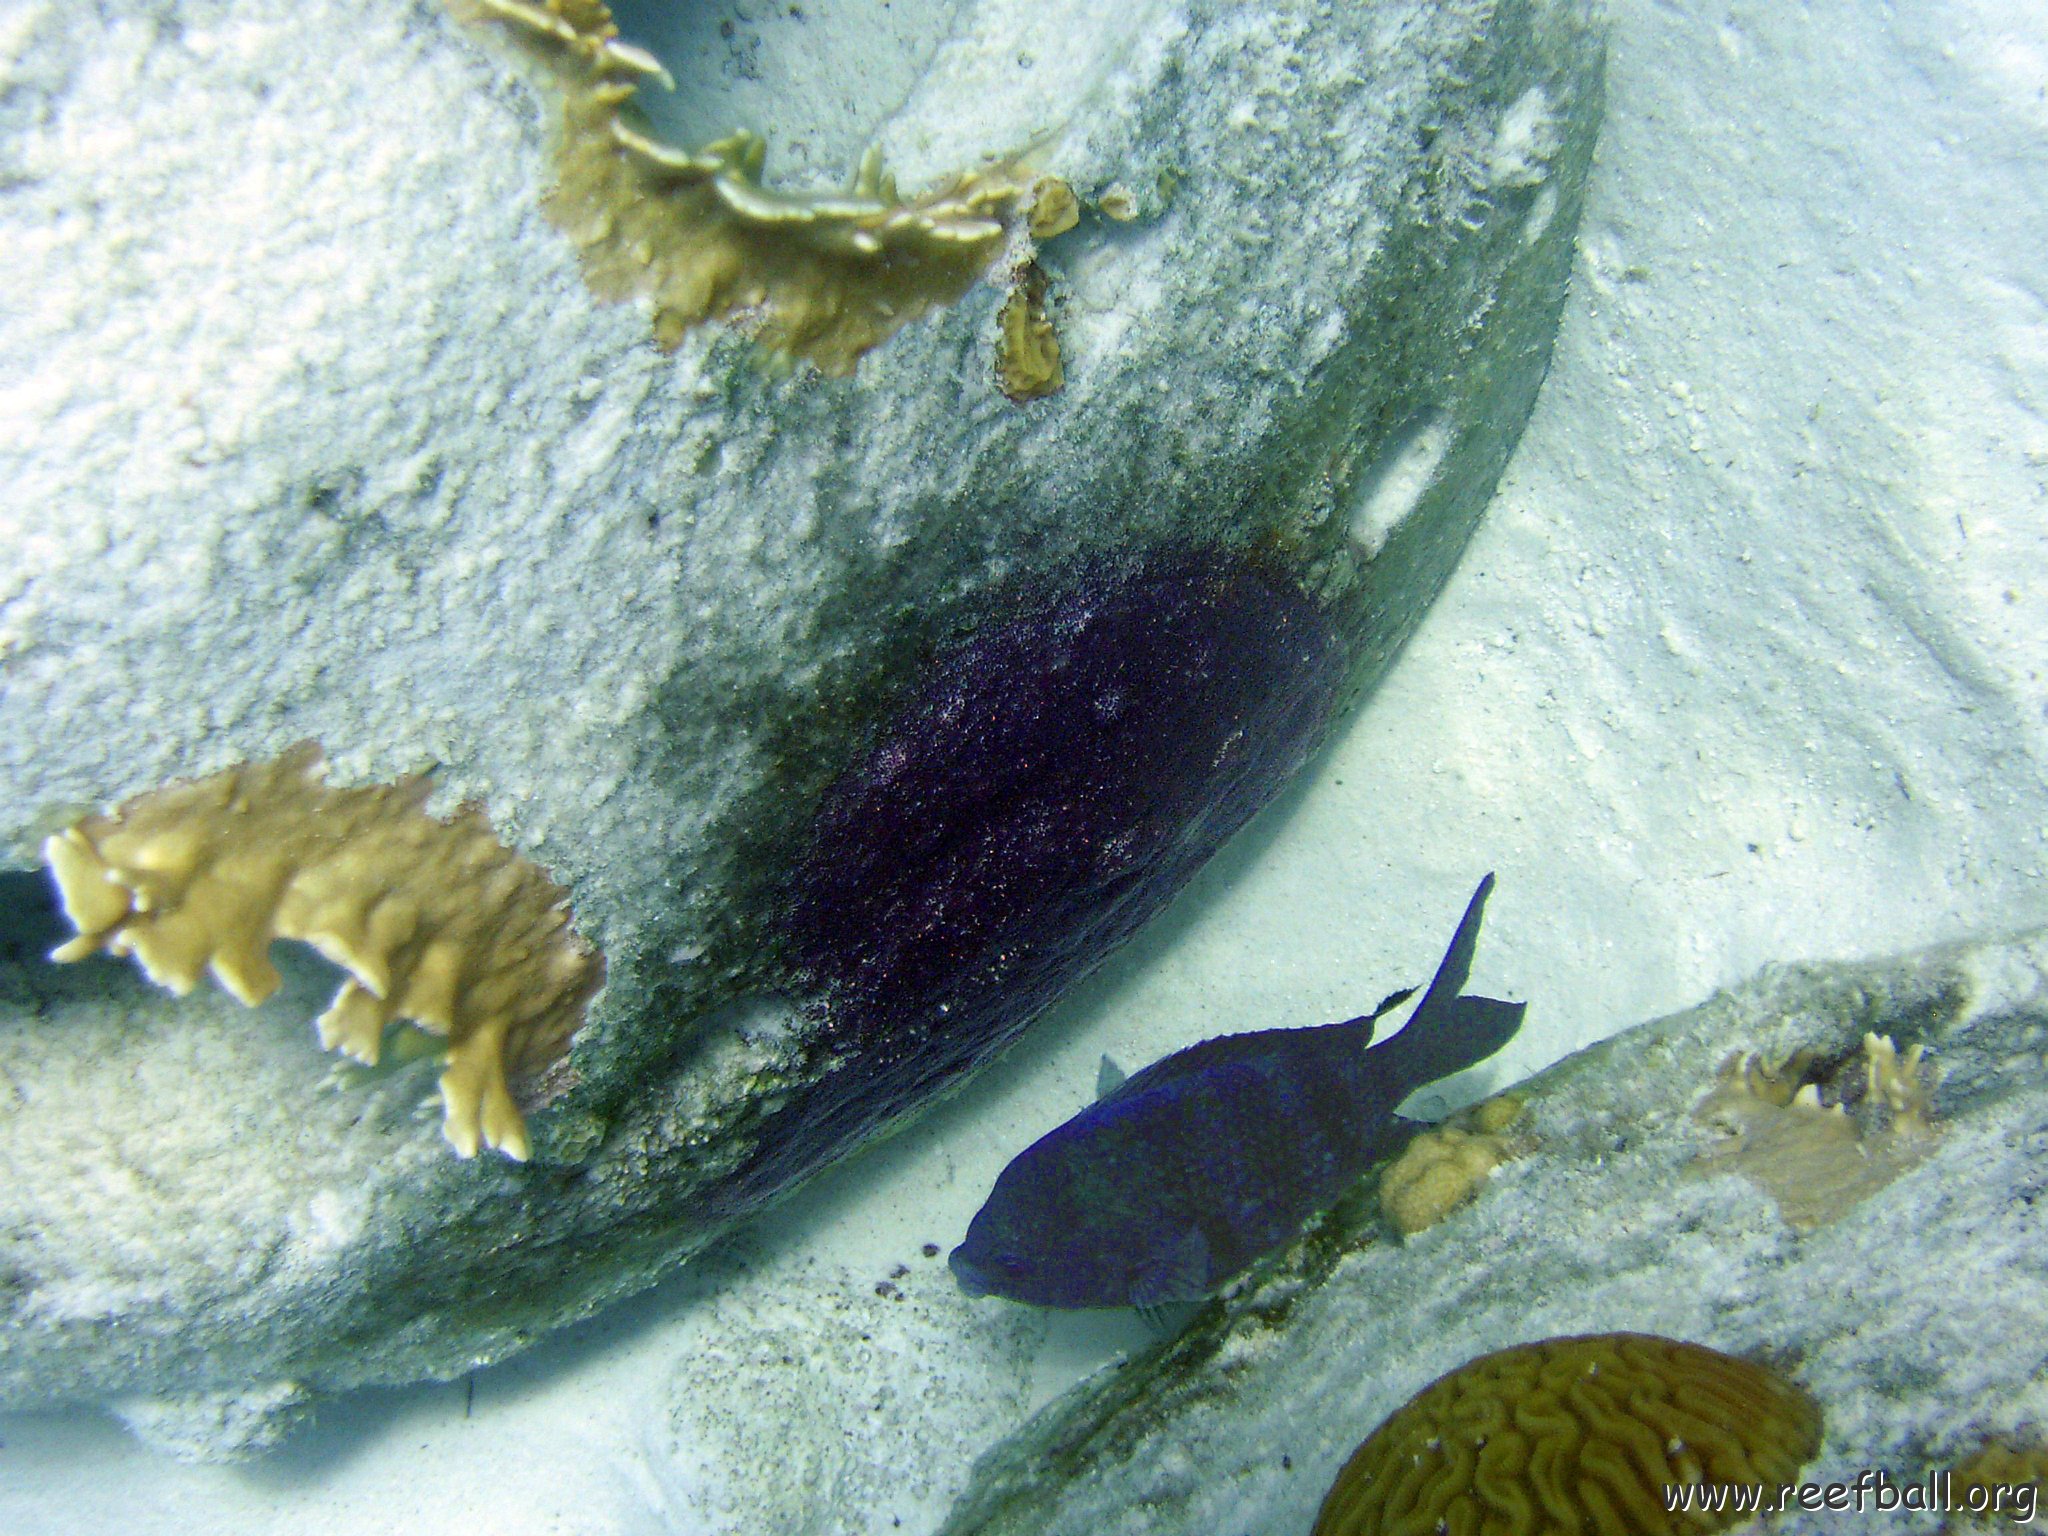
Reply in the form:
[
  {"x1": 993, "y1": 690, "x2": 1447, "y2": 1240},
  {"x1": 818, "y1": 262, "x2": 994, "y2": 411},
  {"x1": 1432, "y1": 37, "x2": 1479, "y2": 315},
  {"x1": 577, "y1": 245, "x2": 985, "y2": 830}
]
[
  {"x1": 1323, "y1": 986, "x2": 1415, "y2": 1046},
  {"x1": 1368, "y1": 985, "x2": 1418, "y2": 1022},
  {"x1": 1096, "y1": 1054, "x2": 1128, "y2": 1100},
  {"x1": 1129, "y1": 1227, "x2": 1210, "y2": 1316}
]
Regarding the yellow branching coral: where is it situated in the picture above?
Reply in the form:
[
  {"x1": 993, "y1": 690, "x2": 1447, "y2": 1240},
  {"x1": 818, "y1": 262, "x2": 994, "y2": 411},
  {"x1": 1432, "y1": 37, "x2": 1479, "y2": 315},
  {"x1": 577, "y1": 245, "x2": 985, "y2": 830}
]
[
  {"x1": 1379, "y1": 1095, "x2": 1524, "y2": 1237},
  {"x1": 450, "y1": 0, "x2": 1033, "y2": 374},
  {"x1": 1312, "y1": 1333, "x2": 1823, "y2": 1535},
  {"x1": 1690, "y1": 1031, "x2": 1940, "y2": 1231},
  {"x1": 42, "y1": 743, "x2": 602, "y2": 1161}
]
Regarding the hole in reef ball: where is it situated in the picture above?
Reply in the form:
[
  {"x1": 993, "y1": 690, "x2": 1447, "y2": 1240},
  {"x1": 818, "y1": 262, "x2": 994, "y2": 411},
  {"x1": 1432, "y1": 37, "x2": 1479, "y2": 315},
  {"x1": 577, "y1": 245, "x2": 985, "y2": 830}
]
[{"x1": 735, "y1": 548, "x2": 1345, "y2": 1204}]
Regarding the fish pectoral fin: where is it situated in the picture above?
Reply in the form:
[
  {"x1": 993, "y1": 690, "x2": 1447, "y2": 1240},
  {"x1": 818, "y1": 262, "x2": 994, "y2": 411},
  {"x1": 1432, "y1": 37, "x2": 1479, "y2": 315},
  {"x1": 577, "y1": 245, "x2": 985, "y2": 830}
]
[
  {"x1": 1096, "y1": 1054, "x2": 1129, "y2": 1100},
  {"x1": 1134, "y1": 1299, "x2": 1200, "y2": 1336},
  {"x1": 1128, "y1": 1228, "x2": 1210, "y2": 1314}
]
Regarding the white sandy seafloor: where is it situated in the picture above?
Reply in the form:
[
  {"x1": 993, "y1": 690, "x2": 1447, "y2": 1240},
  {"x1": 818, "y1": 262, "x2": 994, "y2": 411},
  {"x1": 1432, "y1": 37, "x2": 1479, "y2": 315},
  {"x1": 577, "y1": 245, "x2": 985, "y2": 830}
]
[{"x1": 6, "y1": 0, "x2": 2048, "y2": 1532}]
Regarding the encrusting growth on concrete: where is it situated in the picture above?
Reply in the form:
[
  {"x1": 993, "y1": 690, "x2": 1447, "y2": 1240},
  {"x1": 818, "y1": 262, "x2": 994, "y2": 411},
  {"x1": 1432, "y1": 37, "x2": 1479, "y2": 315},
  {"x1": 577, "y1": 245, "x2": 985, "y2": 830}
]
[
  {"x1": 996, "y1": 263, "x2": 1062, "y2": 402},
  {"x1": 1690, "y1": 1031, "x2": 1940, "y2": 1231},
  {"x1": 1378, "y1": 1094, "x2": 1525, "y2": 1236},
  {"x1": 42, "y1": 743, "x2": 602, "y2": 1161},
  {"x1": 449, "y1": 0, "x2": 1035, "y2": 374},
  {"x1": 1026, "y1": 176, "x2": 1080, "y2": 239}
]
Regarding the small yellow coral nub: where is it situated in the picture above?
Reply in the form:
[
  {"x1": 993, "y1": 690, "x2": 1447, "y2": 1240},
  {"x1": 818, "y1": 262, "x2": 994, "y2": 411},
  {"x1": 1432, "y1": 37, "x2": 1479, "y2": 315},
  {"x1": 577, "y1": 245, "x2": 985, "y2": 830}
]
[
  {"x1": 995, "y1": 263, "x2": 1063, "y2": 402},
  {"x1": 1378, "y1": 1094, "x2": 1524, "y2": 1236},
  {"x1": 1026, "y1": 175, "x2": 1080, "y2": 239},
  {"x1": 1379, "y1": 1125, "x2": 1510, "y2": 1236},
  {"x1": 43, "y1": 744, "x2": 603, "y2": 1161}
]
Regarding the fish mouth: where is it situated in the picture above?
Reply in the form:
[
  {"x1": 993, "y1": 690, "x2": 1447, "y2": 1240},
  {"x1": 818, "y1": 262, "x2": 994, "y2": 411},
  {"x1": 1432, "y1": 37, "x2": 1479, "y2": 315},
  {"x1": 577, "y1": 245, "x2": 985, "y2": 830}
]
[{"x1": 947, "y1": 1246, "x2": 993, "y2": 1298}]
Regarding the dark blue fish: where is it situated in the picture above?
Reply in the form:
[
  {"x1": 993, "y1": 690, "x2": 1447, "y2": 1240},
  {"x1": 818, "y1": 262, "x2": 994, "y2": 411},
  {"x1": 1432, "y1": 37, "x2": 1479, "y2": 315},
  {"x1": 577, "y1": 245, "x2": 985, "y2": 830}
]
[{"x1": 950, "y1": 875, "x2": 1524, "y2": 1312}]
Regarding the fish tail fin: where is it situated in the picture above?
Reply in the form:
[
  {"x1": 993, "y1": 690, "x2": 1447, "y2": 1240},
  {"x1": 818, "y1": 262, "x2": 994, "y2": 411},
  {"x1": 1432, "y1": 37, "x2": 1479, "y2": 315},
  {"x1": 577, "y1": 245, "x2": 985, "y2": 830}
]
[
  {"x1": 1435, "y1": 995, "x2": 1527, "y2": 1073},
  {"x1": 1376, "y1": 874, "x2": 1525, "y2": 1089}
]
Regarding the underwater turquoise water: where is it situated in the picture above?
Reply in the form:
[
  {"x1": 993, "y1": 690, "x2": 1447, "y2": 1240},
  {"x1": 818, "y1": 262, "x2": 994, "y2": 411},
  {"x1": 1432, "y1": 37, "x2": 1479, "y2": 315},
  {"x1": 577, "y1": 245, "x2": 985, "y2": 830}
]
[{"x1": 2, "y1": 1, "x2": 2046, "y2": 1534}]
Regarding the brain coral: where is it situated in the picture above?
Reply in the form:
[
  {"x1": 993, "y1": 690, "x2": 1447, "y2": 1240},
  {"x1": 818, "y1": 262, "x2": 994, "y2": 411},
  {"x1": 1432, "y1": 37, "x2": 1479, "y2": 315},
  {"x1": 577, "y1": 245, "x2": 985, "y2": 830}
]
[{"x1": 1311, "y1": 1332, "x2": 1822, "y2": 1536}]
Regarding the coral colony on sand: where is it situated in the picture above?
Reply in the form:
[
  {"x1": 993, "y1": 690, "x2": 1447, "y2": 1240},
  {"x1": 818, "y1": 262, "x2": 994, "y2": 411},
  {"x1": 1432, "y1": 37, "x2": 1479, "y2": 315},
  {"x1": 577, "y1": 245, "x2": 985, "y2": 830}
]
[{"x1": 1690, "y1": 1031, "x2": 1941, "y2": 1231}]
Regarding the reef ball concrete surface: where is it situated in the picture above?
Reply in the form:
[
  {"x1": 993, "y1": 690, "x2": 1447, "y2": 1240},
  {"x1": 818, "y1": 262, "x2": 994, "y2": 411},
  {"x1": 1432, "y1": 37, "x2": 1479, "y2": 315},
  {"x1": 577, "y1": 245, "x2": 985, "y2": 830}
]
[
  {"x1": 0, "y1": 0, "x2": 1601, "y2": 1454},
  {"x1": 940, "y1": 928, "x2": 2048, "y2": 1536}
]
